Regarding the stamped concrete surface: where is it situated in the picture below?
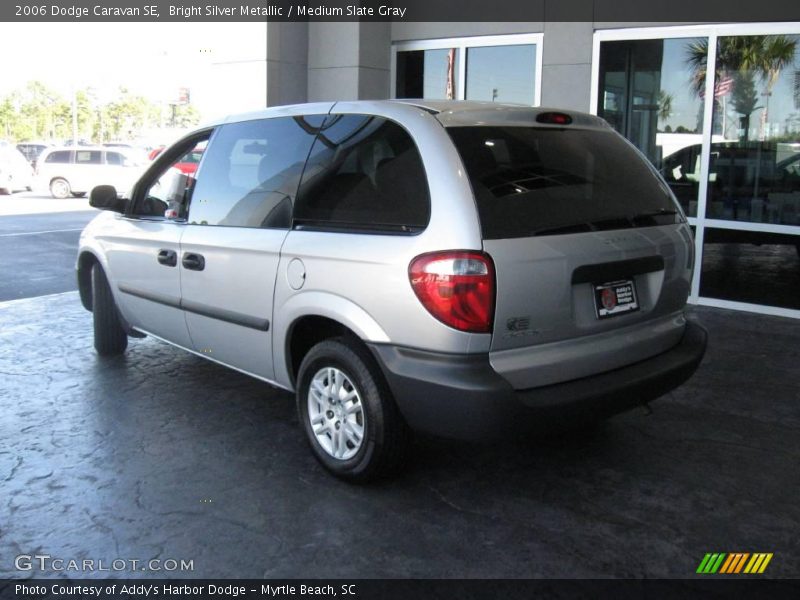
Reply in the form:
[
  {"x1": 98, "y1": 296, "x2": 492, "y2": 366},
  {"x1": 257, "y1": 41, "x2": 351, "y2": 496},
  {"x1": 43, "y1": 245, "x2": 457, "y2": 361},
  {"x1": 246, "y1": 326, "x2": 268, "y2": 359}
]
[{"x1": 0, "y1": 293, "x2": 798, "y2": 579}]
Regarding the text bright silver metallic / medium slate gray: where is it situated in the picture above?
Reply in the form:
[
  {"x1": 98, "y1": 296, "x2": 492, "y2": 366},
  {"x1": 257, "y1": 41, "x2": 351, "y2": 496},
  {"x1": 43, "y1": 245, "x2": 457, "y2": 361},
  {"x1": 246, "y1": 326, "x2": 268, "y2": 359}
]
[{"x1": 77, "y1": 100, "x2": 707, "y2": 481}]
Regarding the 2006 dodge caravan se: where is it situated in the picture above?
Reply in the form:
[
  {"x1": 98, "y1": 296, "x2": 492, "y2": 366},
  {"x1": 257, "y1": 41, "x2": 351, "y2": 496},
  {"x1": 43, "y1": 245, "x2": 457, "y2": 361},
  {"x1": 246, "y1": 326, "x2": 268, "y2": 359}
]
[{"x1": 78, "y1": 100, "x2": 707, "y2": 481}]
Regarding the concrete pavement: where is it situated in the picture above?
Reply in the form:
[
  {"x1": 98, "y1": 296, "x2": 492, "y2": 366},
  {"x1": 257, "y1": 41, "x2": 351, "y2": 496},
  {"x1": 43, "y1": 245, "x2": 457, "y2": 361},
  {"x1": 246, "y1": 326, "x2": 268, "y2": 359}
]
[
  {"x1": 0, "y1": 293, "x2": 797, "y2": 578},
  {"x1": 0, "y1": 192, "x2": 95, "y2": 217},
  {"x1": 0, "y1": 210, "x2": 98, "y2": 301}
]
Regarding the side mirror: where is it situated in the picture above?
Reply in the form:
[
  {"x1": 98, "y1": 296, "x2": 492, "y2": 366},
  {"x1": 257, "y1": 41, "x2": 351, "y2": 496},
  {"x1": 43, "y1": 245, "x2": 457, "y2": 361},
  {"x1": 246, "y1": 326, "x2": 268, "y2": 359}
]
[{"x1": 89, "y1": 185, "x2": 128, "y2": 213}]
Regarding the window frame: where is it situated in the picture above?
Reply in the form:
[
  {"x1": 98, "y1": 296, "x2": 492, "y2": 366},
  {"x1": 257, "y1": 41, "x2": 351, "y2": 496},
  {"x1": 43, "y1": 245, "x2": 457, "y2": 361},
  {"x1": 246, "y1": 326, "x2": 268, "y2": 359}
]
[
  {"x1": 127, "y1": 129, "x2": 214, "y2": 221},
  {"x1": 391, "y1": 33, "x2": 544, "y2": 106}
]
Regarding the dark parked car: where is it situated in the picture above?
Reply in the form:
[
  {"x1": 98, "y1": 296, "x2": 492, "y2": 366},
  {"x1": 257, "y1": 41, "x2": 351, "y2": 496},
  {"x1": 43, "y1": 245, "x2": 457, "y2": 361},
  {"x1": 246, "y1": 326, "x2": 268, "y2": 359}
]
[
  {"x1": 16, "y1": 141, "x2": 52, "y2": 168},
  {"x1": 660, "y1": 141, "x2": 800, "y2": 224}
]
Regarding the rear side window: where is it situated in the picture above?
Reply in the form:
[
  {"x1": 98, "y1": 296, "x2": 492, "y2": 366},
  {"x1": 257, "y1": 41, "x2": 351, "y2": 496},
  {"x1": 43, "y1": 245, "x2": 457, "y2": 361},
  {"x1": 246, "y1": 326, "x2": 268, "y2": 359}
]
[
  {"x1": 294, "y1": 114, "x2": 430, "y2": 233},
  {"x1": 447, "y1": 126, "x2": 680, "y2": 239},
  {"x1": 187, "y1": 116, "x2": 321, "y2": 228},
  {"x1": 45, "y1": 150, "x2": 71, "y2": 164},
  {"x1": 75, "y1": 150, "x2": 102, "y2": 165}
]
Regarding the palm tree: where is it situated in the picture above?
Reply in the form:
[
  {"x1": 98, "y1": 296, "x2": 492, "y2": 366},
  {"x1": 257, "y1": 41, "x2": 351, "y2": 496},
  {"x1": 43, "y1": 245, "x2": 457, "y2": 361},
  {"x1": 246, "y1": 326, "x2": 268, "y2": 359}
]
[
  {"x1": 730, "y1": 70, "x2": 761, "y2": 142},
  {"x1": 687, "y1": 36, "x2": 796, "y2": 93},
  {"x1": 657, "y1": 90, "x2": 674, "y2": 124}
]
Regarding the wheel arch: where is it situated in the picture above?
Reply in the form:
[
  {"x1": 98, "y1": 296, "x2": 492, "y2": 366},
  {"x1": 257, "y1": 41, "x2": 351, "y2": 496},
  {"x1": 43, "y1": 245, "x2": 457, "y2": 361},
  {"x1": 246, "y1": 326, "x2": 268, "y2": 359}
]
[
  {"x1": 276, "y1": 292, "x2": 391, "y2": 389},
  {"x1": 284, "y1": 315, "x2": 369, "y2": 389},
  {"x1": 77, "y1": 250, "x2": 100, "y2": 311}
]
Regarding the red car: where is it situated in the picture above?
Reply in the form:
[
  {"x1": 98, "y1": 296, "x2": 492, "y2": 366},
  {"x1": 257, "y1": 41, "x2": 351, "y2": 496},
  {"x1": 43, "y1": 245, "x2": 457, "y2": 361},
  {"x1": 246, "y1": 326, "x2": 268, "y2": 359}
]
[{"x1": 149, "y1": 146, "x2": 204, "y2": 176}]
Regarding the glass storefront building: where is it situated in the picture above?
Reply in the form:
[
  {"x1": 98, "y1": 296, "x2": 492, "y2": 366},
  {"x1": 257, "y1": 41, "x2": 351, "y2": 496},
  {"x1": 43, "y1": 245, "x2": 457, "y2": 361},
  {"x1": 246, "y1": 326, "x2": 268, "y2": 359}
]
[{"x1": 385, "y1": 24, "x2": 800, "y2": 318}]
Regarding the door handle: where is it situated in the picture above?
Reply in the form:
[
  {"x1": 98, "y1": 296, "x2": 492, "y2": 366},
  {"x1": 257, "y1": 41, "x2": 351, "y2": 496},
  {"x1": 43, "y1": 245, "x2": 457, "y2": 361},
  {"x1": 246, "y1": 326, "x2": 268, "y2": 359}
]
[
  {"x1": 182, "y1": 252, "x2": 205, "y2": 271},
  {"x1": 157, "y1": 249, "x2": 177, "y2": 267}
]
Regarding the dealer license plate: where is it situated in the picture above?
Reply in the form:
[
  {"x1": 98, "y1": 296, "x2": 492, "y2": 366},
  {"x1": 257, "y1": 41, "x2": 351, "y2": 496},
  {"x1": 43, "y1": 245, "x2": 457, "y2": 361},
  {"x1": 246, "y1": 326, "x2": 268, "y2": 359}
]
[{"x1": 594, "y1": 279, "x2": 639, "y2": 319}]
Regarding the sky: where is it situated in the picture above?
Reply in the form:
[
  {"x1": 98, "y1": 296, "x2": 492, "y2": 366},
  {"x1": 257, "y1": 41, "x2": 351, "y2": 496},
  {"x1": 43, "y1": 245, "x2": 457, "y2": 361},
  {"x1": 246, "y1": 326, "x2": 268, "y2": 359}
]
[{"x1": 0, "y1": 22, "x2": 268, "y2": 123}]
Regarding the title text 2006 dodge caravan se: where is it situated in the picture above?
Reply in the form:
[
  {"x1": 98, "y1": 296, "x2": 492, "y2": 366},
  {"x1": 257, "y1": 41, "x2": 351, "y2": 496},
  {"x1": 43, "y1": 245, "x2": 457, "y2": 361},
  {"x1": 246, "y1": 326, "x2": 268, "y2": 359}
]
[{"x1": 78, "y1": 101, "x2": 707, "y2": 481}]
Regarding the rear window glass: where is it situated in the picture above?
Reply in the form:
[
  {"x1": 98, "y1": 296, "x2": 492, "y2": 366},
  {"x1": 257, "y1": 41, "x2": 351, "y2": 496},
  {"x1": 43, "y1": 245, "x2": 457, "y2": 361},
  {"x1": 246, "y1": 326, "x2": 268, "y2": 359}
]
[{"x1": 447, "y1": 126, "x2": 680, "y2": 239}]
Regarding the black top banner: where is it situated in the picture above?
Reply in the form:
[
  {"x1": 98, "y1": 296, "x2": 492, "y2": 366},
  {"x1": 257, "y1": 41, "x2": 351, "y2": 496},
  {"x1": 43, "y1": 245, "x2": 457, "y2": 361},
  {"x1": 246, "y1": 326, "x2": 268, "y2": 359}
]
[{"x1": 2, "y1": 0, "x2": 800, "y2": 22}]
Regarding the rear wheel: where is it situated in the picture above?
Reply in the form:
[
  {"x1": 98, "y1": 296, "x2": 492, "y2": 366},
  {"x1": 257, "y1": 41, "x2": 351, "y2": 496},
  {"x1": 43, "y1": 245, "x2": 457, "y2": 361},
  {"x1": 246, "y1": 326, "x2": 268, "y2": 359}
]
[
  {"x1": 50, "y1": 178, "x2": 71, "y2": 199},
  {"x1": 91, "y1": 264, "x2": 128, "y2": 356},
  {"x1": 296, "y1": 338, "x2": 410, "y2": 482}
]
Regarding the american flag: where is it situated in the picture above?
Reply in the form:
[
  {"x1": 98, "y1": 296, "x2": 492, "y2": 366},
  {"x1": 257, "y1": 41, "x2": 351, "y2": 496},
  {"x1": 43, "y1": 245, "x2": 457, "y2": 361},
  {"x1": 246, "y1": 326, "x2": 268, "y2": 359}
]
[
  {"x1": 445, "y1": 49, "x2": 455, "y2": 100},
  {"x1": 700, "y1": 76, "x2": 735, "y2": 98}
]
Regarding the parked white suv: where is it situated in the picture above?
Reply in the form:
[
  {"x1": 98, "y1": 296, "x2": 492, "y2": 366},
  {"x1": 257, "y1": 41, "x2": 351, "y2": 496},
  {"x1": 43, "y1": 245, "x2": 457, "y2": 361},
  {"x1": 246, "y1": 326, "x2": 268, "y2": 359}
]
[
  {"x1": 0, "y1": 143, "x2": 33, "y2": 194},
  {"x1": 37, "y1": 146, "x2": 144, "y2": 198},
  {"x1": 77, "y1": 101, "x2": 707, "y2": 481}
]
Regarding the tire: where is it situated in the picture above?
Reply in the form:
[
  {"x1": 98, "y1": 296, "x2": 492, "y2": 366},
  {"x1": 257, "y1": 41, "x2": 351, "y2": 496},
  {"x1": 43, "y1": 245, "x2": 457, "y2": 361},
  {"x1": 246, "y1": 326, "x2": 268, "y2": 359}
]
[
  {"x1": 296, "y1": 337, "x2": 410, "y2": 482},
  {"x1": 70, "y1": 192, "x2": 86, "y2": 198},
  {"x1": 91, "y1": 263, "x2": 128, "y2": 356},
  {"x1": 50, "y1": 178, "x2": 71, "y2": 199}
]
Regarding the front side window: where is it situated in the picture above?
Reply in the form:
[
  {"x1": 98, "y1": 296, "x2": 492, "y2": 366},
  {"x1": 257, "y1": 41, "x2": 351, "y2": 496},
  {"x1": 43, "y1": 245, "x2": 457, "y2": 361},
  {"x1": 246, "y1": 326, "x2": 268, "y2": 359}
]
[
  {"x1": 105, "y1": 152, "x2": 123, "y2": 166},
  {"x1": 448, "y1": 126, "x2": 679, "y2": 239},
  {"x1": 187, "y1": 116, "x2": 322, "y2": 228},
  {"x1": 294, "y1": 114, "x2": 430, "y2": 233},
  {"x1": 132, "y1": 135, "x2": 210, "y2": 219},
  {"x1": 105, "y1": 151, "x2": 138, "y2": 167}
]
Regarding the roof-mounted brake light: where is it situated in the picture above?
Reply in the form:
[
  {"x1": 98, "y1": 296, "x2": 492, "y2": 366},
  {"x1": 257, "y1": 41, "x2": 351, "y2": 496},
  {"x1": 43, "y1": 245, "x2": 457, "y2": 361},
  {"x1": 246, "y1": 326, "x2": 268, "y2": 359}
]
[{"x1": 536, "y1": 112, "x2": 572, "y2": 125}]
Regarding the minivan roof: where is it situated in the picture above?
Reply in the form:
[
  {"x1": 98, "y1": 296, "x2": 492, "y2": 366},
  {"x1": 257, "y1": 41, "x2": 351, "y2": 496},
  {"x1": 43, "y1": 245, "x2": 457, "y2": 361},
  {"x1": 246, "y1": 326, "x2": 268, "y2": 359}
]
[
  {"x1": 393, "y1": 100, "x2": 610, "y2": 129},
  {"x1": 206, "y1": 100, "x2": 611, "y2": 131}
]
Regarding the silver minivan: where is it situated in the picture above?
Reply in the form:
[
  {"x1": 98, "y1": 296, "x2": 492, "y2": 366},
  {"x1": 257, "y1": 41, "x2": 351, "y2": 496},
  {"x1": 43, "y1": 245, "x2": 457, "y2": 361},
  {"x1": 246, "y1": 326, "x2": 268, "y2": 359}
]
[
  {"x1": 77, "y1": 100, "x2": 707, "y2": 481},
  {"x1": 37, "y1": 146, "x2": 144, "y2": 198}
]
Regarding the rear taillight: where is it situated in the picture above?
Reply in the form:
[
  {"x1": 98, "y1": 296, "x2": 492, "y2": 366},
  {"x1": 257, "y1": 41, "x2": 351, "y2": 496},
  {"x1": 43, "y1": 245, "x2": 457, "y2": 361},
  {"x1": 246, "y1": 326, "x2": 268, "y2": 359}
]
[{"x1": 409, "y1": 251, "x2": 495, "y2": 333}]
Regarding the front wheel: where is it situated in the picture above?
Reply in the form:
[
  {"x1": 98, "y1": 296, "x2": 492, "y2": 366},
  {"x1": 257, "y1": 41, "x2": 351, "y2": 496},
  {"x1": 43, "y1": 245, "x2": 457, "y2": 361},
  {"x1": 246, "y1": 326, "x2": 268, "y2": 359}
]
[
  {"x1": 296, "y1": 338, "x2": 410, "y2": 482},
  {"x1": 50, "y1": 178, "x2": 71, "y2": 199},
  {"x1": 91, "y1": 263, "x2": 128, "y2": 356}
]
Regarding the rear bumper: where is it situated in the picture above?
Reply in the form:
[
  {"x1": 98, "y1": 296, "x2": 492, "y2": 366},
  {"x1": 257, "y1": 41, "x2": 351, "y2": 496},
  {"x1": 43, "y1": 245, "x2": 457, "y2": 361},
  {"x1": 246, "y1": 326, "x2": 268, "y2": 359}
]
[{"x1": 368, "y1": 320, "x2": 707, "y2": 440}]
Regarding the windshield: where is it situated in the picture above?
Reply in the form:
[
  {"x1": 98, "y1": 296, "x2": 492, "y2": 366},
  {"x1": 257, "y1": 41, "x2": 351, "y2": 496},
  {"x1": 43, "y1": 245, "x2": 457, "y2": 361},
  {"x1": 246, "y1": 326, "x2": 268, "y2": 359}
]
[{"x1": 447, "y1": 126, "x2": 681, "y2": 239}]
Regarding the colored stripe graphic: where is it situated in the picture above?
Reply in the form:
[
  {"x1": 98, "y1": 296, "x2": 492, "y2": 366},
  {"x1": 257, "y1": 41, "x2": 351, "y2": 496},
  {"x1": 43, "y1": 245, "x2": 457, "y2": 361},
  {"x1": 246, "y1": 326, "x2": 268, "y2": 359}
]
[
  {"x1": 719, "y1": 554, "x2": 736, "y2": 573},
  {"x1": 697, "y1": 553, "x2": 726, "y2": 573},
  {"x1": 744, "y1": 553, "x2": 773, "y2": 574},
  {"x1": 734, "y1": 553, "x2": 750, "y2": 573},
  {"x1": 696, "y1": 554, "x2": 713, "y2": 573},
  {"x1": 719, "y1": 553, "x2": 749, "y2": 573},
  {"x1": 698, "y1": 552, "x2": 772, "y2": 574}
]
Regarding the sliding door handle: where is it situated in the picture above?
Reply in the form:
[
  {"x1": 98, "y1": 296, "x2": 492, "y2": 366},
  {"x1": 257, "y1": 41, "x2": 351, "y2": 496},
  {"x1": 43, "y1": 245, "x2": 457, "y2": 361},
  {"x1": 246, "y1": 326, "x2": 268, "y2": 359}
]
[{"x1": 182, "y1": 252, "x2": 205, "y2": 271}]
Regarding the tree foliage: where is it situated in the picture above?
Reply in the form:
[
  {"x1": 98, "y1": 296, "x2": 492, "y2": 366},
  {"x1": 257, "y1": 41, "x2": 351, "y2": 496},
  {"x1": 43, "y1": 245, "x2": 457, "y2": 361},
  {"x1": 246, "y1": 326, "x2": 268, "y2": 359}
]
[
  {"x1": 685, "y1": 35, "x2": 797, "y2": 142},
  {"x1": 0, "y1": 81, "x2": 200, "y2": 143},
  {"x1": 686, "y1": 35, "x2": 797, "y2": 97}
]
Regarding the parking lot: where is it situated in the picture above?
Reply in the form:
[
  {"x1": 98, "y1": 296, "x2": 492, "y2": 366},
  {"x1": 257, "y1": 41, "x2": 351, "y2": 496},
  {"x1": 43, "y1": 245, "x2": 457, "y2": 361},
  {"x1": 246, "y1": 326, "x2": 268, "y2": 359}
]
[{"x1": 0, "y1": 196, "x2": 797, "y2": 579}]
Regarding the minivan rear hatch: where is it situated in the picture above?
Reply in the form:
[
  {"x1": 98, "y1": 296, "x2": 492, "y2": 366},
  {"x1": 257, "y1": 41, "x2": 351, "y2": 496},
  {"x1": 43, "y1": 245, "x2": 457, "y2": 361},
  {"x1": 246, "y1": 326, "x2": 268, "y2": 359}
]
[{"x1": 447, "y1": 122, "x2": 693, "y2": 389}]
